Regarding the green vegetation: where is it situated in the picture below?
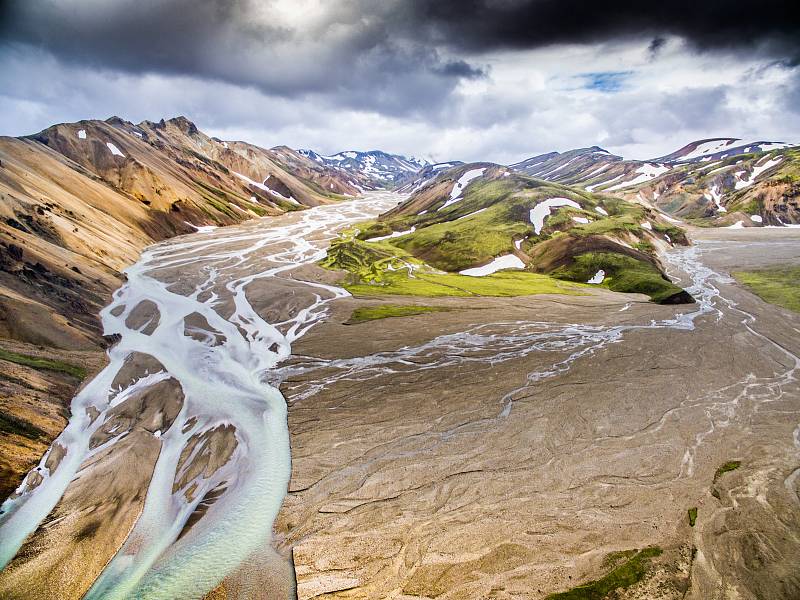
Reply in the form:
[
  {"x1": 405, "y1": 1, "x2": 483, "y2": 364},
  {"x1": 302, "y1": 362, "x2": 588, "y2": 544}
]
[
  {"x1": 0, "y1": 348, "x2": 86, "y2": 379},
  {"x1": 331, "y1": 172, "x2": 693, "y2": 304},
  {"x1": 0, "y1": 411, "x2": 46, "y2": 440},
  {"x1": 393, "y1": 203, "x2": 529, "y2": 272},
  {"x1": 552, "y1": 252, "x2": 689, "y2": 304},
  {"x1": 545, "y1": 547, "x2": 662, "y2": 599},
  {"x1": 322, "y1": 235, "x2": 587, "y2": 298},
  {"x1": 733, "y1": 267, "x2": 800, "y2": 313},
  {"x1": 713, "y1": 460, "x2": 742, "y2": 483},
  {"x1": 688, "y1": 507, "x2": 698, "y2": 527},
  {"x1": 346, "y1": 304, "x2": 450, "y2": 324}
]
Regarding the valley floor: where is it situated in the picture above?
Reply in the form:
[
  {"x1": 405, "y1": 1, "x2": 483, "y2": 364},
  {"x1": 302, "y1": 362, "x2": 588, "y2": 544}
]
[
  {"x1": 277, "y1": 227, "x2": 800, "y2": 599},
  {"x1": 0, "y1": 196, "x2": 798, "y2": 599}
]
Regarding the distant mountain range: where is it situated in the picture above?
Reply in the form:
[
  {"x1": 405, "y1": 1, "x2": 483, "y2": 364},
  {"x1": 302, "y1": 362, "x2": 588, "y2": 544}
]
[
  {"x1": 298, "y1": 149, "x2": 429, "y2": 187},
  {"x1": 509, "y1": 137, "x2": 799, "y2": 226}
]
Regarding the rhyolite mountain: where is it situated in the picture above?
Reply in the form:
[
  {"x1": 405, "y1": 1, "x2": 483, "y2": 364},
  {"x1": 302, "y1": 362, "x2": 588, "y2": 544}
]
[
  {"x1": 510, "y1": 138, "x2": 799, "y2": 227},
  {"x1": 0, "y1": 115, "x2": 367, "y2": 352},
  {"x1": 325, "y1": 162, "x2": 694, "y2": 305}
]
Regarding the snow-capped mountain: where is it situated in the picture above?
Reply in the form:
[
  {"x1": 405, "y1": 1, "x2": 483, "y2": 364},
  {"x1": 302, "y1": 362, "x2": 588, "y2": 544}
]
[
  {"x1": 298, "y1": 149, "x2": 430, "y2": 187},
  {"x1": 650, "y1": 138, "x2": 794, "y2": 164},
  {"x1": 396, "y1": 161, "x2": 466, "y2": 193},
  {"x1": 509, "y1": 137, "x2": 800, "y2": 226}
]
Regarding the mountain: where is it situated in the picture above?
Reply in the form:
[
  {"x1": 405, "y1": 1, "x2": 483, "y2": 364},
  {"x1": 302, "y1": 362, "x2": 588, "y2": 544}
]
[
  {"x1": 0, "y1": 116, "x2": 368, "y2": 351},
  {"x1": 510, "y1": 138, "x2": 800, "y2": 226},
  {"x1": 396, "y1": 161, "x2": 466, "y2": 193},
  {"x1": 298, "y1": 148, "x2": 429, "y2": 188},
  {"x1": 323, "y1": 162, "x2": 693, "y2": 305},
  {"x1": 0, "y1": 115, "x2": 386, "y2": 501}
]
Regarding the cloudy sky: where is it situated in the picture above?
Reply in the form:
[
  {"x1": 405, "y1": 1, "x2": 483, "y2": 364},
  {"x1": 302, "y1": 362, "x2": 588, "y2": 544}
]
[{"x1": 1, "y1": 0, "x2": 799, "y2": 163}]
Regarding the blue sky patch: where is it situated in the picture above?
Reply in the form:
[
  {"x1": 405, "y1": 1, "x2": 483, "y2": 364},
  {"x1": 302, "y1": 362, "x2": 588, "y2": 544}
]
[{"x1": 579, "y1": 71, "x2": 633, "y2": 92}]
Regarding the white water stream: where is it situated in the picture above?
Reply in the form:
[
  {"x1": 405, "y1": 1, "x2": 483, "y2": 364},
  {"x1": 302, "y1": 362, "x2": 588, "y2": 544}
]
[{"x1": 0, "y1": 192, "x2": 400, "y2": 598}]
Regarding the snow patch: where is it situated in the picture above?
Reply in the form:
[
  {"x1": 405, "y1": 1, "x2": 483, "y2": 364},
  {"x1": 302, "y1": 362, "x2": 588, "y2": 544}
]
[
  {"x1": 594, "y1": 206, "x2": 609, "y2": 216},
  {"x1": 606, "y1": 163, "x2": 670, "y2": 191},
  {"x1": 735, "y1": 156, "x2": 783, "y2": 190},
  {"x1": 185, "y1": 221, "x2": 217, "y2": 233},
  {"x1": 106, "y1": 142, "x2": 125, "y2": 157},
  {"x1": 530, "y1": 198, "x2": 582, "y2": 234},
  {"x1": 705, "y1": 185, "x2": 727, "y2": 212},
  {"x1": 77, "y1": 129, "x2": 86, "y2": 139},
  {"x1": 441, "y1": 168, "x2": 486, "y2": 209},
  {"x1": 572, "y1": 216, "x2": 589, "y2": 224},
  {"x1": 750, "y1": 214, "x2": 763, "y2": 223},
  {"x1": 460, "y1": 254, "x2": 525, "y2": 277},
  {"x1": 366, "y1": 227, "x2": 416, "y2": 242},
  {"x1": 233, "y1": 171, "x2": 300, "y2": 205},
  {"x1": 456, "y1": 208, "x2": 488, "y2": 220},
  {"x1": 587, "y1": 270, "x2": 605, "y2": 284}
]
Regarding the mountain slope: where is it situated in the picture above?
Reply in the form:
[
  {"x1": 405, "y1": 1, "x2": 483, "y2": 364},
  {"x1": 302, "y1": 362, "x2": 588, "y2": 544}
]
[
  {"x1": 510, "y1": 138, "x2": 800, "y2": 226},
  {"x1": 0, "y1": 115, "x2": 357, "y2": 351},
  {"x1": 0, "y1": 115, "x2": 368, "y2": 502},
  {"x1": 324, "y1": 163, "x2": 692, "y2": 304}
]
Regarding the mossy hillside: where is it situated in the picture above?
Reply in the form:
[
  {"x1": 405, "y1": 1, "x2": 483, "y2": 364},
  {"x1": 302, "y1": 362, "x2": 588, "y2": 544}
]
[
  {"x1": 713, "y1": 460, "x2": 742, "y2": 482},
  {"x1": 346, "y1": 304, "x2": 450, "y2": 324},
  {"x1": 374, "y1": 175, "x2": 639, "y2": 272},
  {"x1": 545, "y1": 547, "x2": 662, "y2": 599},
  {"x1": 688, "y1": 507, "x2": 698, "y2": 527},
  {"x1": 551, "y1": 252, "x2": 687, "y2": 304},
  {"x1": 733, "y1": 266, "x2": 800, "y2": 313},
  {"x1": 344, "y1": 270, "x2": 586, "y2": 298},
  {"x1": 0, "y1": 348, "x2": 86, "y2": 379},
  {"x1": 0, "y1": 411, "x2": 47, "y2": 440},
  {"x1": 322, "y1": 235, "x2": 587, "y2": 298},
  {"x1": 660, "y1": 149, "x2": 800, "y2": 222},
  {"x1": 342, "y1": 171, "x2": 692, "y2": 303}
]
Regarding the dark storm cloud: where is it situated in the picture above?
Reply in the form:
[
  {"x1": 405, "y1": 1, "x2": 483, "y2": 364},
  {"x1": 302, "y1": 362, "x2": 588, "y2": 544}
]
[
  {"x1": 3, "y1": 0, "x2": 798, "y2": 109},
  {"x1": 0, "y1": 0, "x2": 480, "y2": 117},
  {"x1": 398, "y1": 0, "x2": 800, "y2": 60},
  {"x1": 1, "y1": 0, "x2": 798, "y2": 159}
]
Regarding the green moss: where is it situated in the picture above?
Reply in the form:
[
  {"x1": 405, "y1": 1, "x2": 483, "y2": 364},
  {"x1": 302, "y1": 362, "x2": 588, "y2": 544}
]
[
  {"x1": 0, "y1": 412, "x2": 46, "y2": 440},
  {"x1": 571, "y1": 215, "x2": 643, "y2": 237},
  {"x1": 713, "y1": 460, "x2": 741, "y2": 482},
  {"x1": 393, "y1": 203, "x2": 530, "y2": 272},
  {"x1": 733, "y1": 267, "x2": 800, "y2": 313},
  {"x1": 0, "y1": 348, "x2": 86, "y2": 379},
  {"x1": 552, "y1": 252, "x2": 689, "y2": 304},
  {"x1": 545, "y1": 547, "x2": 662, "y2": 599},
  {"x1": 346, "y1": 304, "x2": 450, "y2": 324},
  {"x1": 345, "y1": 271, "x2": 587, "y2": 298},
  {"x1": 322, "y1": 235, "x2": 587, "y2": 299},
  {"x1": 688, "y1": 507, "x2": 698, "y2": 527}
]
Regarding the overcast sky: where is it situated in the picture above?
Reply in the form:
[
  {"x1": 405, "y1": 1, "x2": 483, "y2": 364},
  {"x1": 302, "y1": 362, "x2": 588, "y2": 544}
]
[{"x1": 1, "y1": 0, "x2": 799, "y2": 163}]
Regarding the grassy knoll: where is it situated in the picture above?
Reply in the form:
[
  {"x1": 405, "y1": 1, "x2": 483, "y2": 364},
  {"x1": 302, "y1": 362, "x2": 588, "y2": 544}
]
[
  {"x1": 0, "y1": 348, "x2": 86, "y2": 379},
  {"x1": 323, "y1": 236, "x2": 587, "y2": 298},
  {"x1": 346, "y1": 304, "x2": 450, "y2": 324},
  {"x1": 545, "y1": 547, "x2": 662, "y2": 599},
  {"x1": 332, "y1": 172, "x2": 693, "y2": 303},
  {"x1": 713, "y1": 460, "x2": 741, "y2": 482},
  {"x1": 0, "y1": 411, "x2": 47, "y2": 440},
  {"x1": 551, "y1": 252, "x2": 689, "y2": 304},
  {"x1": 733, "y1": 266, "x2": 800, "y2": 313},
  {"x1": 688, "y1": 507, "x2": 698, "y2": 527}
]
